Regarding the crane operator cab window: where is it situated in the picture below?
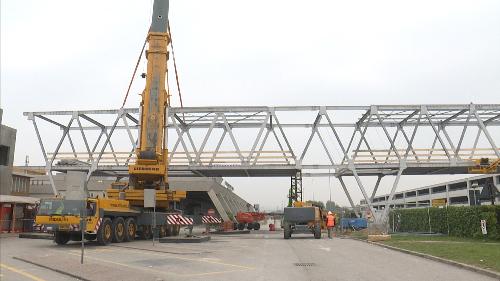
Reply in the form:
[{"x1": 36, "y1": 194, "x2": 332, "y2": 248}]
[
  {"x1": 38, "y1": 199, "x2": 86, "y2": 216},
  {"x1": 86, "y1": 201, "x2": 96, "y2": 216}
]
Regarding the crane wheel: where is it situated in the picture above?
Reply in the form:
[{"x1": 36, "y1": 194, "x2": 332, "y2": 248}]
[
  {"x1": 112, "y1": 217, "x2": 126, "y2": 243},
  {"x1": 159, "y1": 225, "x2": 167, "y2": 238},
  {"x1": 140, "y1": 225, "x2": 153, "y2": 240},
  {"x1": 253, "y1": 223, "x2": 261, "y2": 230},
  {"x1": 171, "y1": 225, "x2": 180, "y2": 236},
  {"x1": 54, "y1": 231, "x2": 70, "y2": 245},
  {"x1": 165, "y1": 225, "x2": 172, "y2": 236},
  {"x1": 97, "y1": 218, "x2": 113, "y2": 245},
  {"x1": 124, "y1": 217, "x2": 137, "y2": 242},
  {"x1": 237, "y1": 223, "x2": 245, "y2": 230},
  {"x1": 246, "y1": 223, "x2": 253, "y2": 230}
]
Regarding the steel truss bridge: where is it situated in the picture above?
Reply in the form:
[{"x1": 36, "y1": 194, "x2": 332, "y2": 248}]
[{"x1": 25, "y1": 104, "x2": 500, "y2": 220}]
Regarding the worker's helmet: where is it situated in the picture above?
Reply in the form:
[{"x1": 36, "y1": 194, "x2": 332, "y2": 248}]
[{"x1": 328, "y1": 211, "x2": 332, "y2": 215}]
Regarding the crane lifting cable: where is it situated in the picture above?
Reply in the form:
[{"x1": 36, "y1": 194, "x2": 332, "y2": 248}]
[
  {"x1": 122, "y1": 23, "x2": 185, "y2": 113},
  {"x1": 167, "y1": 21, "x2": 185, "y2": 109},
  {"x1": 121, "y1": 35, "x2": 148, "y2": 108}
]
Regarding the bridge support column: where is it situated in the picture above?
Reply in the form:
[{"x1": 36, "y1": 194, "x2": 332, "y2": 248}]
[
  {"x1": 207, "y1": 189, "x2": 230, "y2": 222},
  {"x1": 288, "y1": 170, "x2": 303, "y2": 207},
  {"x1": 348, "y1": 160, "x2": 376, "y2": 219},
  {"x1": 370, "y1": 175, "x2": 383, "y2": 204},
  {"x1": 380, "y1": 161, "x2": 407, "y2": 225},
  {"x1": 337, "y1": 177, "x2": 360, "y2": 218}
]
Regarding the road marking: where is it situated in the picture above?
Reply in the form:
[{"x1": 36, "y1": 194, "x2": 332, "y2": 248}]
[
  {"x1": 0, "y1": 263, "x2": 47, "y2": 281},
  {"x1": 66, "y1": 251, "x2": 251, "y2": 277},
  {"x1": 57, "y1": 244, "x2": 254, "y2": 277},
  {"x1": 182, "y1": 268, "x2": 252, "y2": 277},
  {"x1": 65, "y1": 252, "x2": 176, "y2": 277},
  {"x1": 201, "y1": 257, "x2": 221, "y2": 262},
  {"x1": 319, "y1": 247, "x2": 331, "y2": 252},
  {"x1": 123, "y1": 248, "x2": 254, "y2": 270}
]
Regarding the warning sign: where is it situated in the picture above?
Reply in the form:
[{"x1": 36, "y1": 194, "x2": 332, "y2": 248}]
[
  {"x1": 431, "y1": 198, "x2": 446, "y2": 207},
  {"x1": 480, "y1": 220, "x2": 487, "y2": 235}
]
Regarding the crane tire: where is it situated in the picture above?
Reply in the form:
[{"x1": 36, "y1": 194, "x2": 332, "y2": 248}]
[
  {"x1": 314, "y1": 224, "x2": 321, "y2": 239},
  {"x1": 124, "y1": 217, "x2": 137, "y2": 242},
  {"x1": 140, "y1": 225, "x2": 153, "y2": 240},
  {"x1": 112, "y1": 217, "x2": 125, "y2": 243},
  {"x1": 54, "y1": 231, "x2": 70, "y2": 245},
  {"x1": 237, "y1": 223, "x2": 245, "y2": 230},
  {"x1": 97, "y1": 218, "x2": 113, "y2": 245}
]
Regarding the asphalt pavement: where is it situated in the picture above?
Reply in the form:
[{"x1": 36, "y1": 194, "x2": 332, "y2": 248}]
[{"x1": 0, "y1": 232, "x2": 496, "y2": 281}]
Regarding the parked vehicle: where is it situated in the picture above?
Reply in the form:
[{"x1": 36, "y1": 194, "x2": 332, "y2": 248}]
[{"x1": 234, "y1": 212, "x2": 265, "y2": 230}]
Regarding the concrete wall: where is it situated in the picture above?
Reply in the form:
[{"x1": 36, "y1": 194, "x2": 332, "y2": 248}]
[{"x1": 0, "y1": 108, "x2": 17, "y2": 195}]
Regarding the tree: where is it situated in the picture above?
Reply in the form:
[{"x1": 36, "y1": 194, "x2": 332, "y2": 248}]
[{"x1": 325, "y1": 200, "x2": 336, "y2": 211}]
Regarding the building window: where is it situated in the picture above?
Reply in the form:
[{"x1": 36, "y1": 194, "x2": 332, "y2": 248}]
[
  {"x1": 450, "y1": 196, "x2": 468, "y2": 205},
  {"x1": 418, "y1": 189, "x2": 430, "y2": 196},
  {"x1": 432, "y1": 185, "x2": 446, "y2": 193},
  {"x1": 0, "y1": 145, "x2": 9, "y2": 166},
  {"x1": 449, "y1": 182, "x2": 467, "y2": 191}
]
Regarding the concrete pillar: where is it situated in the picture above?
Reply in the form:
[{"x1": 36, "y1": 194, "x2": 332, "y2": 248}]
[
  {"x1": 207, "y1": 189, "x2": 230, "y2": 222},
  {"x1": 10, "y1": 203, "x2": 15, "y2": 233},
  {"x1": 223, "y1": 191, "x2": 239, "y2": 217},
  {"x1": 466, "y1": 181, "x2": 471, "y2": 206},
  {"x1": 494, "y1": 176, "x2": 500, "y2": 204},
  {"x1": 429, "y1": 188, "x2": 432, "y2": 207},
  {"x1": 446, "y1": 184, "x2": 450, "y2": 206}
]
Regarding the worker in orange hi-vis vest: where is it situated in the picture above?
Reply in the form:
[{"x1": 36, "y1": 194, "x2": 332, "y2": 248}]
[{"x1": 326, "y1": 211, "x2": 335, "y2": 239}]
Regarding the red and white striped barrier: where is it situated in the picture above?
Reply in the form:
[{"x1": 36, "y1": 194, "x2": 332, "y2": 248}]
[
  {"x1": 202, "y1": 215, "x2": 222, "y2": 224},
  {"x1": 69, "y1": 224, "x2": 80, "y2": 231},
  {"x1": 94, "y1": 218, "x2": 103, "y2": 232},
  {"x1": 32, "y1": 223, "x2": 47, "y2": 233},
  {"x1": 166, "y1": 214, "x2": 194, "y2": 225}
]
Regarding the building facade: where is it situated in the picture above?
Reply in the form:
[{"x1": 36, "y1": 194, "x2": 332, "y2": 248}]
[
  {"x1": 0, "y1": 108, "x2": 18, "y2": 195},
  {"x1": 361, "y1": 174, "x2": 500, "y2": 210}
]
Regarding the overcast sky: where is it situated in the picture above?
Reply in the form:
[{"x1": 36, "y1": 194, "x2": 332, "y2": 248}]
[{"x1": 2, "y1": 0, "x2": 500, "y2": 210}]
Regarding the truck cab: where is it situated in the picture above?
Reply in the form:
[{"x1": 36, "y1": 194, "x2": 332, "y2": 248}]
[
  {"x1": 36, "y1": 198, "x2": 99, "y2": 231},
  {"x1": 35, "y1": 197, "x2": 145, "y2": 245}
]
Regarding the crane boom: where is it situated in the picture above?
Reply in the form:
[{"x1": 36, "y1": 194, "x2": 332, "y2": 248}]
[{"x1": 129, "y1": 0, "x2": 170, "y2": 190}]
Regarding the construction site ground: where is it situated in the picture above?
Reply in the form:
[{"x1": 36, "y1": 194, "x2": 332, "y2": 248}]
[{"x1": 0, "y1": 230, "x2": 496, "y2": 281}]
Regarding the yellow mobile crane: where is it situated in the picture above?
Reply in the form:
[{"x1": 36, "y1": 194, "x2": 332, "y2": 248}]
[
  {"x1": 36, "y1": 0, "x2": 186, "y2": 245},
  {"x1": 107, "y1": 0, "x2": 182, "y2": 204},
  {"x1": 128, "y1": 0, "x2": 170, "y2": 190}
]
